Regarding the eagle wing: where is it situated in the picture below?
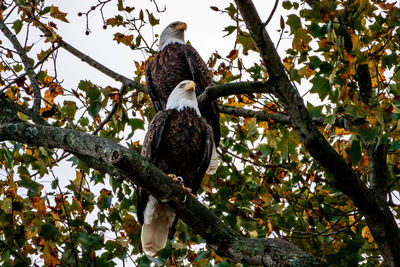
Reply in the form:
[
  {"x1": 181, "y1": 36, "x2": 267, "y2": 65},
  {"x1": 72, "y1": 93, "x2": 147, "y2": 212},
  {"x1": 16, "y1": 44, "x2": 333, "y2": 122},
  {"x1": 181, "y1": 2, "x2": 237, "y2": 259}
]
[
  {"x1": 141, "y1": 110, "x2": 170, "y2": 160},
  {"x1": 191, "y1": 123, "x2": 214, "y2": 193},
  {"x1": 137, "y1": 110, "x2": 170, "y2": 225},
  {"x1": 145, "y1": 60, "x2": 164, "y2": 112},
  {"x1": 183, "y1": 45, "x2": 221, "y2": 145}
]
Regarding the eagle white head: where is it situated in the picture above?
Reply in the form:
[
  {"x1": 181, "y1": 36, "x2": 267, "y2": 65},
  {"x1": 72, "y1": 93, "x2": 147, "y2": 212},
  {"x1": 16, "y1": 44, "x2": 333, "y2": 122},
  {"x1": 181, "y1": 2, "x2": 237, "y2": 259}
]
[
  {"x1": 166, "y1": 80, "x2": 201, "y2": 117},
  {"x1": 159, "y1": 21, "x2": 186, "y2": 51}
]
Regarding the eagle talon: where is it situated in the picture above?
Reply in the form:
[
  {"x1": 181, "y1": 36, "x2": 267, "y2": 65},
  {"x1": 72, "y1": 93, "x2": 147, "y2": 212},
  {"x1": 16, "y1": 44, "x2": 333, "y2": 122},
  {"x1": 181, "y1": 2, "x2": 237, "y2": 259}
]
[{"x1": 168, "y1": 174, "x2": 184, "y2": 183}]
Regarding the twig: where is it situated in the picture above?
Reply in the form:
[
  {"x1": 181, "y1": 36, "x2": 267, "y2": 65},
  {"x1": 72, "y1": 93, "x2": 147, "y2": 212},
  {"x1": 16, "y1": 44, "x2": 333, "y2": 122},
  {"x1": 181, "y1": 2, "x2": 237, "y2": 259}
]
[
  {"x1": 0, "y1": 19, "x2": 41, "y2": 113},
  {"x1": 1, "y1": 44, "x2": 61, "y2": 93},
  {"x1": 0, "y1": 240, "x2": 30, "y2": 265},
  {"x1": 263, "y1": 0, "x2": 279, "y2": 27},
  {"x1": 35, "y1": 20, "x2": 144, "y2": 92},
  {"x1": 93, "y1": 84, "x2": 126, "y2": 135}
]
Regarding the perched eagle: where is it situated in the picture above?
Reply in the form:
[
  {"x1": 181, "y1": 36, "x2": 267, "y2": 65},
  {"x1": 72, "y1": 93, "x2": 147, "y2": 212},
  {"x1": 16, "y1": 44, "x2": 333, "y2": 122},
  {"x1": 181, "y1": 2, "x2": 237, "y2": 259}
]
[
  {"x1": 137, "y1": 80, "x2": 213, "y2": 256},
  {"x1": 145, "y1": 21, "x2": 219, "y2": 174}
]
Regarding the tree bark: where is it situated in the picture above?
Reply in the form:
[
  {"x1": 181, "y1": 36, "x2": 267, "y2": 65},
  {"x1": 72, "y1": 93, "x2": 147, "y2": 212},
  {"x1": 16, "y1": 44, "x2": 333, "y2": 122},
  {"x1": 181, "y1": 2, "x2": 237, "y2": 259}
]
[
  {"x1": 234, "y1": 0, "x2": 400, "y2": 265},
  {"x1": 0, "y1": 98, "x2": 318, "y2": 266}
]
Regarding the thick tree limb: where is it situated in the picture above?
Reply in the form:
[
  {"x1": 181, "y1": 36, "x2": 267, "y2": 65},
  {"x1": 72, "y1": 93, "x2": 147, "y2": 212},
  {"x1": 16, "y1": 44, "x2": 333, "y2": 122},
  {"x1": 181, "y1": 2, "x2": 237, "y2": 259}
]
[
  {"x1": 0, "y1": 93, "x2": 48, "y2": 126},
  {"x1": 0, "y1": 100, "x2": 317, "y2": 266},
  {"x1": 0, "y1": 19, "x2": 41, "y2": 113},
  {"x1": 234, "y1": 0, "x2": 400, "y2": 265},
  {"x1": 197, "y1": 81, "x2": 272, "y2": 107},
  {"x1": 368, "y1": 144, "x2": 389, "y2": 202}
]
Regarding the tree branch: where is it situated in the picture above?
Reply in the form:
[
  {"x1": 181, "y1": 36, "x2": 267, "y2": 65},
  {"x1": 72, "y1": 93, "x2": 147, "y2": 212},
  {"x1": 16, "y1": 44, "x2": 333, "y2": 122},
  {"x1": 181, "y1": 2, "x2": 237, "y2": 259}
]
[
  {"x1": 234, "y1": 0, "x2": 400, "y2": 264},
  {"x1": 368, "y1": 144, "x2": 389, "y2": 202},
  {"x1": 219, "y1": 105, "x2": 291, "y2": 123},
  {"x1": 0, "y1": 99, "x2": 317, "y2": 266},
  {"x1": 197, "y1": 81, "x2": 272, "y2": 107},
  {"x1": 1, "y1": 44, "x2": 61, "y2": 93},
  {"x1": 0, "y1": 19, "x2": 41, "y2": 113},
  {"x1": 36, "y1": 24, "x2": 144, "y2": 93},
  {"x1": 0, "y1": 93, "x2": 48, "y2": 126},
  {"x1": 263, "y1": 0, "x2": 279, "y2": 27},
  {"x1": 93, "y1": 85, "x2": 126, "y2": 135}
]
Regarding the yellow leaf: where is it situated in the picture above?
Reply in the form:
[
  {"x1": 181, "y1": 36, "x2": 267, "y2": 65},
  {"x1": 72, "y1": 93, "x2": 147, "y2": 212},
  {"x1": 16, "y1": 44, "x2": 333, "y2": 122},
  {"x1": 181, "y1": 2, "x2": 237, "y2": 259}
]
[
  {"x1": 258, "y1": 121, "x2": 269, "y2": 133},
  {"x1": 50, "y1": 6, "x2": 69, "y2": 23},
  {"x1": 298, "y1": 65, "x2": 316, "y2": 79},
  {"x1": 348, "y1": 215, "x2": 358, "y2": 234},
  {"x1": 31, "y1": 196, "x2": 46, "y2": 216},
  {"x1": 265, "y1": 219, "x2": 273, "y2": 236},
  {"x1": 114, "y1": 33, "x2": 133, "y2": 46},
  {"x1": 335, "y1": 128, "x2": 345, "y2": 136},
  {"x1": 72, "y1": 171, "x2": 84, "y2": 189},
  {"x1": 362, "y1": 225, "x2": 374, "y2": 243},
  {"x1": 282, "y1": 57, "x2": 293, "y2": 71},
  {"x1": 42, "y1": 242, "x2": 61, "y2": 267}
]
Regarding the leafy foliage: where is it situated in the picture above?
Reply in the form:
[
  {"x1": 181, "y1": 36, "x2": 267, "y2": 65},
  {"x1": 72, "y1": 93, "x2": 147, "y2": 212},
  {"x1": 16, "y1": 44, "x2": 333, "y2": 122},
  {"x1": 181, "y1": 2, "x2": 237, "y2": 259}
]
[{"x1": 0, "y1": 0, "x2": 399, "y2": 266}]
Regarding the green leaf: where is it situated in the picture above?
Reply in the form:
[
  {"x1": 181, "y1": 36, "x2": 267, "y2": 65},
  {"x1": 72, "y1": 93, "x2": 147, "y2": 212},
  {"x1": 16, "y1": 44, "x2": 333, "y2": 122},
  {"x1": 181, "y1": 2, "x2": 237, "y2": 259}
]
[
  {"x1": 287, "y1": 14, "x2": 301, "y2": 35},
  {"x1": 223, "y1": 25, "x2": 237, "y2": 37},
  {"x1": 382, "y1": 53, "x2": 397, "y2": 70},
  {"x1": 61, "y1": 101, "x2": 77, "y2": 120},
  {"x1": 346, "y1": 138, "x2": 361, "y2": 165},
  {"x1": 39, "y1": 6, "x2": 51, "y2": 15},
  {"x1": 41, "y1": 223, "x2": 57, "y2": 240},
  {"x1": 146, "y1": 10, "x2": 160, "y2": 26},
  {"x1": 12, "y1": 20, "x2": 23, "y2": 34},
  {"x1": 282, "y1": 1, "x2": 292, "y2": 10},
  {"x1": 358, "y1": 126, "x2": 378, "y2": 142},
  {"x1": 78, "y1": 232, "x2": 102, "y2": 251},
  {"x1": 13, "y1": 64, "x2": 23, "y2": 73},
  {"x1": 237, "y1": 32, "x2": 257, "y2": 55},
  {"x1": 37, "y1": 49, "x2": 51, "y2": 61},
  {"x1": 17, "y1": 177, "x2": 41, "y2": 196},
  {"x1": 129, "y1": 118, "x2": 144, "y2": 131},
  {"x1": 310, "y1": 76, "x2": 330, "y2": 101}
]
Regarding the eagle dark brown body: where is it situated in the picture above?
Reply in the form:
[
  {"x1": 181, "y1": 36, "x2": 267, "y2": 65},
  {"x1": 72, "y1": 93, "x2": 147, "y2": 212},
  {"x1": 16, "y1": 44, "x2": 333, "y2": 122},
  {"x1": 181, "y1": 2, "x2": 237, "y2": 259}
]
[
  {"x1": 145, "y1": 43, "x2": 220, "y2": 145},
  {"x1": 137, "y1": 107, "x2": 213, "y2": 226}
]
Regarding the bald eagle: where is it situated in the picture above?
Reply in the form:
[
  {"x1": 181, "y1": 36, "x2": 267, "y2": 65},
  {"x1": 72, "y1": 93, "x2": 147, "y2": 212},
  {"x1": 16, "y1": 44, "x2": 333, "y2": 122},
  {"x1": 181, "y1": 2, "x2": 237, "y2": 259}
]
[
  {"x1": 145, "y1": 21, "x2": 219, "y2": 174},
  {"x1": 138, "y1": 80, "x2": 213, "y2": 256}
]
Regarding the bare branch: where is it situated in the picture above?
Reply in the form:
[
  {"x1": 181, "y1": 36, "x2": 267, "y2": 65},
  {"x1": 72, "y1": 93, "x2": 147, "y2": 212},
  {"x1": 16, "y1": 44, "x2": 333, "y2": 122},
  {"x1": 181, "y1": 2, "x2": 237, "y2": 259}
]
[
  {"x1": 93, "y1": 85, "x2": 126, "y2": 135},
  {"x1": 1, "y1": 44, "x2": 61, "y2": 92},
  {"x1": 0, "y1": 19, "x2": 41, "y2": 113},
  {"x1": 36, "y1": 24, "x2": 144, "y2": 93},
  {"x1": 263, "y1": 0, "x2": 279, "y2": 27}
]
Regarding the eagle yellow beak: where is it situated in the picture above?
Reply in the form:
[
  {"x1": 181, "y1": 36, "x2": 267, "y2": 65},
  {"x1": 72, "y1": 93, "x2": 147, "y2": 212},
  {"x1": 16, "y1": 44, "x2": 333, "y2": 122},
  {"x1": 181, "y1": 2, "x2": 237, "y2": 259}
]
[
  {"x1": 174, "y1": 22, "x2": 187, "y2": 31},
  {"x1": 183, "y1": 80, "x2": 196, "y2": 91}
]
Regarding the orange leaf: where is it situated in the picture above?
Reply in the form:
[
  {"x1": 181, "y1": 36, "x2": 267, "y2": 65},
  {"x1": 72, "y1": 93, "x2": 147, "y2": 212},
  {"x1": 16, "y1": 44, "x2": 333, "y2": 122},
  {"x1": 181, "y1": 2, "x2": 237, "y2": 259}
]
[
  {"x1": 32, "y1": 196, "x2": 46, "y2": 216},
  {"x1": 362, "y1": 225, "x2": 374, "y2": 243},
  {"x1": 226, "y1": 49, "x2": 239, "y2": 61}
]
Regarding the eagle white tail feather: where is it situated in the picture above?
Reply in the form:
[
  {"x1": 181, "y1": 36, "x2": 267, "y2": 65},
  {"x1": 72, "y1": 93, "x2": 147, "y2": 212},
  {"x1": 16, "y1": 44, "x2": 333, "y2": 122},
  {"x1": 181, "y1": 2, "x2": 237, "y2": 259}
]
[
  {"x1": 206, "y1": 142, "x2": 219, "y2": 175},
  {"x1": 141, "y1": 196, "x2": 176, "y2": 256}
]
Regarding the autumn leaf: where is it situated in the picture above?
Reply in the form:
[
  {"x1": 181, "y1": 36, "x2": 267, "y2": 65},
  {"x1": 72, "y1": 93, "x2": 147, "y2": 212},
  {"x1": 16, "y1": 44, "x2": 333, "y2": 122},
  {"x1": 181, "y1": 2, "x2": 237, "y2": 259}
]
[
  {"x1": 362, "y1": 225, "x2": 374, "y2": 243},
  {"x1": 42, "y1": 242, "x2": 61, "y2": 267},
  {"x1": 227, "y1": 49, "x2": 239, "y2": 62},
  {"x1": 50, "y1": 6, "x2": 69, "y2": 23},
  {"x1": 113, "y1": 33, "x2": 133, "y2": 46}
]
